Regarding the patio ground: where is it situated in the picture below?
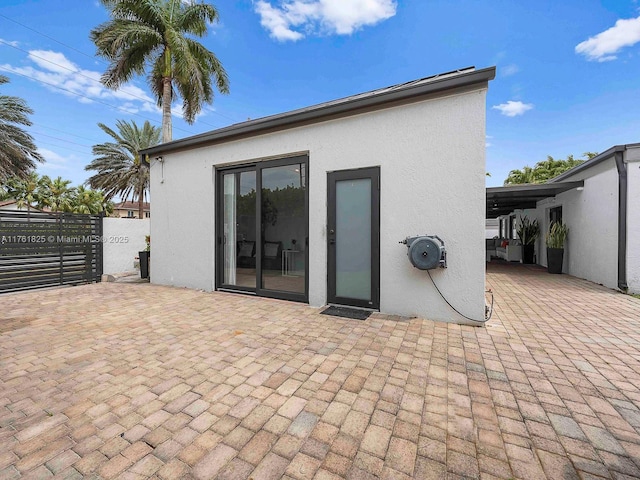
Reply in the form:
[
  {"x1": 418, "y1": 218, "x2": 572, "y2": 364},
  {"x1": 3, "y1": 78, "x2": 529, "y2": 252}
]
[{"x1": 1, "y1": 263, "x2": 640, "y2": 479}]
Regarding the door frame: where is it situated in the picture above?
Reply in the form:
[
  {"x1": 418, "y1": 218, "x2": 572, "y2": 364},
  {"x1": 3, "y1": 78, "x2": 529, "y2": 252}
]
[
  {"x1": 215, "y1": 154, "x2": 309, "y2": 303},
  {"x1": 327, "y1": 166, "x2": 380, "y2": 310}
]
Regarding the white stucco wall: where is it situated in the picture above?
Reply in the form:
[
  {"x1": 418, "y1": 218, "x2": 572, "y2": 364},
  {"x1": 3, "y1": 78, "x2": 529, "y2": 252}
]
[
  {"x1": 150, "y1": 87, "x2": 487, "y2": 323},
  {"x1": 626, "y1": 146, "x2": 640, "y2": 294},
  {"x1": 529, "y1": 158, "x2": 619, "y2": 289},
  {"x1": 102, "y1": 218, "x2": 150, "y2": 274}
]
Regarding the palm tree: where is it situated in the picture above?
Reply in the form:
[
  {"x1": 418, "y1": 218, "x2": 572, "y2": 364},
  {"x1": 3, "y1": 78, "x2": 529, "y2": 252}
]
[
  {"x1": 504, "y1": 165, "x2": 535, "y2": 185},
  {"x1": 5, "y1": 172, "x2": 43, "y2": 219},
  {"x1": 39, "y1": 175, "x2": 75, "y2": 212},
  {"x1": 0, "y1": 75, "x2": 44, "y2": 181},
  {"x1": 504, "y1": 153, "x2": 598, "y2": 185},
  {"x1": 91, "y1": 0, "x2": 230, "y2": 143},
  {"x1": 85, "y1": 120, "x2": 160, "y2": 218},
  {"x1": 72, "y1": 186, "x2": 109, "y2": 215}
]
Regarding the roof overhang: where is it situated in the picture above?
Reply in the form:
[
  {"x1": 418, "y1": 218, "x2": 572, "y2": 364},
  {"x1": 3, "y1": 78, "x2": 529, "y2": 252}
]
[
  {"x1": 486, "y1": 181, "x2": 584, "y2": 218},
  {"x1": 141, "y1": 66, "x2": 496, "y2": 161}
]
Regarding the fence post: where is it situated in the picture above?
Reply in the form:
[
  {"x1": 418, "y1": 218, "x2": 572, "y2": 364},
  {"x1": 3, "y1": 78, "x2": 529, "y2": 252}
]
[
  {"x1": 97, "y1": 213, "x2": 104, "y2": 282},
  {"x1": 58, "y1": 213, "x2": 64, "y2": 286}
]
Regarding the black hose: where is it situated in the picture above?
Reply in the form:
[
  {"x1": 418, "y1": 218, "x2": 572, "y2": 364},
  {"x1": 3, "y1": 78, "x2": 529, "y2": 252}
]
[{"x1": 427, "y1": 269, "x2": 494, "y2": 324}]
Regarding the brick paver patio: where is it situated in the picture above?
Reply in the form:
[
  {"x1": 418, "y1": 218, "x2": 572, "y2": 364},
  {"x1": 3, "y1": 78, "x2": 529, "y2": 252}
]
[{"x1": 1, "y1": 263, "x2": 640, "y2": 479}]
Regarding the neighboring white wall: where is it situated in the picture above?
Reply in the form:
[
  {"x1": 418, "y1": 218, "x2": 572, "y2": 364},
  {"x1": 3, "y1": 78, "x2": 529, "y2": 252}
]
[
  {"x1": 150, "y1": 87, "x2": 487, "y2": 323},
  {"x1": 529, "y1": 157, "x2": 619, "y2": 289},
  {"x1": 485, "y1": 219, "x2": 499, "y2": 238},
  {"x1": 102, "y1": 218, "x2": 150, "y2": 274},
  {"x1": 626, "y1": 146, "x2": 640, "y2": 294}
]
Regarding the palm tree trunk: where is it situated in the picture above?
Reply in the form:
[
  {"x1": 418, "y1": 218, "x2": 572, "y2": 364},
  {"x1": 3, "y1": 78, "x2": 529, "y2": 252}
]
[
  {"x1": 162, "y1": 76, "x2": 172, "y2": 143},
  {"x1": 138, "y1": 177, "x2": 144, "y2": 219}
]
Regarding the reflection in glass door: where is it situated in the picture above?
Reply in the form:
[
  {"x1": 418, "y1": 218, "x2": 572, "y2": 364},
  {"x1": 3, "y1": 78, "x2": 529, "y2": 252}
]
[
  {"x1": 217, "y1": 156, "x2": 308, "y2": 302},
  {"x1": 261, "y1": 164, "x2": 306, "y2": 294},
  {"x1": 222, "y1": 170, "x2": 256, "y2": 288}
]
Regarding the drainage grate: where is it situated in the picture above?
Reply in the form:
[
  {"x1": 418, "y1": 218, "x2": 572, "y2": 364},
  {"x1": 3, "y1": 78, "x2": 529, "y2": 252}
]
[{"x1": 320, "y1": 306, "x2": 372, "y2": 320}]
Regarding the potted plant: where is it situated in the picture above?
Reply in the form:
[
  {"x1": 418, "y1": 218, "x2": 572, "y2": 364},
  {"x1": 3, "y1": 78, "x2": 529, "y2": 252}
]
[
  {"x1": 516, "y1": 216, "x2": 540, "y2": 264},
  {"x1": 139, "y1": 235, "x2": 150, "y2": 279},
  {"x1": 546, "y1": 222, "x2": 568, "y2": 274}
]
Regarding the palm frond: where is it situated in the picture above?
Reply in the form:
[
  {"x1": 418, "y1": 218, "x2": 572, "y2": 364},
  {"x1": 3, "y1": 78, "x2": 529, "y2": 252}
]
[{"x1": 86, "y1": 119, "x2": 160, "y2": 203}]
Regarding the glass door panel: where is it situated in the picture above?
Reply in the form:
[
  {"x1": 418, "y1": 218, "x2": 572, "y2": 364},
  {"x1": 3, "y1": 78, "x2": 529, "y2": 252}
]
[
  {"x1": 261, "y1": 163, "x2": 306, "y2": 293},
  {"x1": 222, "y1": 171, "x2": 256, "y2": 288},
  {"x1": 335, "y1": 178, "x2": 371, "y2": 300}
]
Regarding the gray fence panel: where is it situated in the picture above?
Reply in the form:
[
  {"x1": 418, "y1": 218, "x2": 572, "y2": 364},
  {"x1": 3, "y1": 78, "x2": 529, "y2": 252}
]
[{"x1": 0, "y1": 209, "x2": 103, "y2": 293}]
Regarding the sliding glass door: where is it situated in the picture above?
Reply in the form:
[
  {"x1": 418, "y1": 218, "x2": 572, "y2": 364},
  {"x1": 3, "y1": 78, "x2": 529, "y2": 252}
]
[
  {"x1": 222, "y1": 170, "x2": 257, "y2": 288},
  {"x1": 217, "y1": 156, "x2": 308, "y2": 302}
]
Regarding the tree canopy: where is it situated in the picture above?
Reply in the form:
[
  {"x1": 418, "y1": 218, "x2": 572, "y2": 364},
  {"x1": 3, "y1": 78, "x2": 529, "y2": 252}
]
[
  {"x1": 85, "y1": 120, "x2": 160, "y2": 219},
  {"x1": 2, "y1": 173, "x2": 113, "y2": 215},
  {"x1": 504, "y1": 153, "x2": 598, "y2": 185},
  {"x1": 91, "y1": 0, "x2": 229, "y2": 142},
  {"x1": 0, "y1": 75, "x2": 44, "y2": 182}
]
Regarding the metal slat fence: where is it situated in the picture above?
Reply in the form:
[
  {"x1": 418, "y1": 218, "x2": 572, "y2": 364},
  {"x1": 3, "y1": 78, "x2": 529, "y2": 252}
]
[{"x1": 0, "y1": 209, "x2": 103, "y2": 293}]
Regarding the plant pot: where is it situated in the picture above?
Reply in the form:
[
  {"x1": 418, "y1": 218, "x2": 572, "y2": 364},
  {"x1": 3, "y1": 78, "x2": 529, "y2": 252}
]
[
  {"x1": 139, "y1": 251, "x2": 150, "y2": 279},
  {"x1": 547, "y1": 247, "x2": 563, "y2": 274},
  {"x1": 522, "y1": 244, "x2": 535, "y2": 264}
]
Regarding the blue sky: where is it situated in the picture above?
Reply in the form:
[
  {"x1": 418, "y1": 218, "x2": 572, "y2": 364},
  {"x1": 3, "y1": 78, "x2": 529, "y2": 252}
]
[{"x1": 1, "y1": 0, "x2": 639, "y2": 189}]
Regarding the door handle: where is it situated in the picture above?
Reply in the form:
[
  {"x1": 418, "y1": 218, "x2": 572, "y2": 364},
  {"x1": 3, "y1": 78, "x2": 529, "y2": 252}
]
[{"x1": 329, "y1": 228, "x2": 335, "y2": 245}]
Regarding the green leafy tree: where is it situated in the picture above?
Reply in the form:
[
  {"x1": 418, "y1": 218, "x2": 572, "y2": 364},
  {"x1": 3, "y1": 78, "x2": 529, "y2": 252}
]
[
  {"x1": 504, "y1": 165, "x2": 535, "y2": 185},
  {"x1": 39, "y1": 175, "x2": 74, "y2": 212},
  {"x1": 91, "y1": 0, "x2": 230, "y2": 142},
  {"x1": 72, "y1": 186, "x2": 111, "y2": 214},
  {"x1": 504, "y1": 152, "x2": 598, "y2": 185},
  {"x1": 5, "y1": 172, "x2": 43, "y2": 218},
  {"x1": 0, "y1": 75, "x2": 44, "y2": 181},
  {"x1": 85, "y1": 120, "x2": 160, "y2": 219},
  {"x1": 3, "y1": 173, "x2": 113, "y2": 215}
]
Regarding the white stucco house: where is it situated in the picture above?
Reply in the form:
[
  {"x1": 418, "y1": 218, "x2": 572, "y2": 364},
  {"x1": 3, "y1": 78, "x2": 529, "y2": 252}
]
[
  {"x1": 141, "y1": 66, "x2": 496, "y2": 324},
  {"x1": 487, "y1": 143, "x2": 640, "y2": 294}
]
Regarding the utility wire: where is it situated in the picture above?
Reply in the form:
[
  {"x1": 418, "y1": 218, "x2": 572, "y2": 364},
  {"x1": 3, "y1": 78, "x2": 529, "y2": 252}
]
[
  {"x1": 0, "y1": 13, "x2": 108, "y2": 66},
  {"x1": 35, "y1": 140, "x2": 92, "y2": 156},
  {"x1": 0, "y1": 19, "x2": 241, "y2": 124},
  {"x1": 31, "y1": 122, "x2": 102, "y2": 143},
  {"x1": 31, "y1": 131, "x2": 93, "y2": 149},
  {"x1": 0, "y1": 66, "x2": 194, "y2": 135}
]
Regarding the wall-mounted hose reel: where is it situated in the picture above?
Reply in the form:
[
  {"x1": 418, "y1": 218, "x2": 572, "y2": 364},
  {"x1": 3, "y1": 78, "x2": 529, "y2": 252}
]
[{"x1": 401, "y1": 235, "x2": 447, "y2": 270}]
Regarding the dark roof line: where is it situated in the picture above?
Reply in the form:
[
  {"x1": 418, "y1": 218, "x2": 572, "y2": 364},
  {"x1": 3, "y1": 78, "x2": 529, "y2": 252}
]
[
  {"x1": 141, "y1": 66, "x2": 496, "y2": 157},
  {"x1": 549, "y1": 143, "x2": 640, "y2": 183},
  {"x1": 114, "y1": 201, "x2": 151, "y2": 209}
]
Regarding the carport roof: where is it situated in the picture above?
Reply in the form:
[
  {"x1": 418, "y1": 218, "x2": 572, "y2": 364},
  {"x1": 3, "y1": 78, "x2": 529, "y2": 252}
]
[{"x1": 486, "y1": 181, "x2": 583, "y2": 218}]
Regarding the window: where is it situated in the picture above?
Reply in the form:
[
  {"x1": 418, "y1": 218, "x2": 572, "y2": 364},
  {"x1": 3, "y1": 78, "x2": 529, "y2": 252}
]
[
  {"x1": 127, "y1": 210, "x2": 135, "y2": 218},
  {"x1": 549, "y1": 206, "x2": 562, "y2": 225},
  {"x1": 145, "y1": 212, "x2": 150, "y2": 218},
  {"x1": 509, "y1": 215, "x2": 517, "y2": 239}
]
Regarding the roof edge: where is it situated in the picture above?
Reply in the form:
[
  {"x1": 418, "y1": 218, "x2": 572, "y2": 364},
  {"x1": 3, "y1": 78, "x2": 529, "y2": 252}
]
[
  {"x1": 142, "y1": 66, "x2": 496, "y2": 157},
  {"x1": 549, "y1": 144, "x2": 639, "y2": 183}
]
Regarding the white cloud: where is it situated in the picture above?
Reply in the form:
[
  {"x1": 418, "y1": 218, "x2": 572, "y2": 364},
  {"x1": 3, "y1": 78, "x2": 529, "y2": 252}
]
[
  {"x1": 492, "y1": 101, "x2": 533, "y2": 117},
  {"x1": 1, "y1": 49, "x2": 158, "y2": 115},
  {"x1": 37, "y1": 148, "x2": 72, "y2": 171},
  {"x1": 0, "y1": 38, "x2": 19, "y2": 47},
  {"x1": 575, "y1": 16, "x2": 640, "y2": 62},
  {"x1": 254, "y1": 0, "x2": 397, "y2": 41},
  {"x1": 500, "y1": 64, "x2": 519, "y2": 77}
]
